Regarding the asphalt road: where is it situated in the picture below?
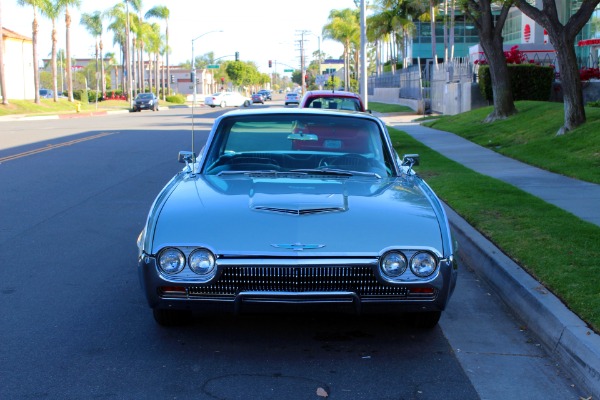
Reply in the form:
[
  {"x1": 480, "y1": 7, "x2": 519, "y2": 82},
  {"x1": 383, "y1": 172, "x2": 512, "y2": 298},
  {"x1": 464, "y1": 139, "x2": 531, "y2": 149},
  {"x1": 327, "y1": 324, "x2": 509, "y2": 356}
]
[{"x1": 0, "y1": 104, "x2": 583, "y2": 399}]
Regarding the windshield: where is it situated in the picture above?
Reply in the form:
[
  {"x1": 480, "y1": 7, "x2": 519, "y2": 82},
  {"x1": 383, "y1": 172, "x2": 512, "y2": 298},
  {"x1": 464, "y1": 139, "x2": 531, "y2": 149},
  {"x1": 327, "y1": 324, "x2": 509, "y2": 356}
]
[
  {"x1": 136, "y1": 93, "x2": 153, "y2": 100},
  {"x1": 306, "y1": 97, "x2": 361, "y2": 111},
  {"x1": 202, "y1": 114, "x2": 394, "y2": 177}
]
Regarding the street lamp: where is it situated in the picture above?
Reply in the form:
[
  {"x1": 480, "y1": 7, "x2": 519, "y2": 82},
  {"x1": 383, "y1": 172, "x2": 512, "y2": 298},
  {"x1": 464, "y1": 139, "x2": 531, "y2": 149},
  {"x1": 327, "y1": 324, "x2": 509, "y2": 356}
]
[{"x1": 191, "y1": 30, "x2": 223, "y2": 105}]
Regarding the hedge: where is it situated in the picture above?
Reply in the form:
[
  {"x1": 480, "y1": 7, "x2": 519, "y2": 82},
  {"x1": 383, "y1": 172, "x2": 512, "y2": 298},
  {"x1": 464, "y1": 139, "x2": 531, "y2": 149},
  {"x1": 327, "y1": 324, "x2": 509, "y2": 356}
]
[{"x1": 478, "y1": 64, "x2": 555, "y2": 101}]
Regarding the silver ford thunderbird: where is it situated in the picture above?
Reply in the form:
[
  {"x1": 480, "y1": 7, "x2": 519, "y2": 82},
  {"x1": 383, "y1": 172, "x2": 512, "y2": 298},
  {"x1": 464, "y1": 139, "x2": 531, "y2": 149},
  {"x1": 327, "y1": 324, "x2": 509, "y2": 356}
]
[{"x1": 137, "y1": 108, "x2": 457, "y2": 327}]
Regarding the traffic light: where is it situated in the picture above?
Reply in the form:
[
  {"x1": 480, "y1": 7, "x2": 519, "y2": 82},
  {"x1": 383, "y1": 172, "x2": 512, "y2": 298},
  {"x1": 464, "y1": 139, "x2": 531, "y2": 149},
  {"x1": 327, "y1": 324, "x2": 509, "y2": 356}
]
[
  {"x1": 235, "y1": 51, "x2": 239, "y2": 61},
  {"x1": 170, "y1": 74, "x2": 174, "y2": 84},
  {"x1": 268, "y1": 60, "x2": 272, "y2": 68},
  {"x1": 221, "y1": 77, "x2": 225, "y2": 83},
  {"x1": 191, "y1": 71, "x2": 196, "y2": 84},
  {"x1": 196, "y1": 78, "x2": 200, "y2": 84}
]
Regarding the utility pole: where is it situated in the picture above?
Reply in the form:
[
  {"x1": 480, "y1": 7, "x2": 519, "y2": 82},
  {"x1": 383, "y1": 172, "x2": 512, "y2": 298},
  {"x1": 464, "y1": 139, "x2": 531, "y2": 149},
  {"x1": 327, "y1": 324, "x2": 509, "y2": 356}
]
[{"x1": 296, "y1": 30, "x2": 309, "y2": 92}]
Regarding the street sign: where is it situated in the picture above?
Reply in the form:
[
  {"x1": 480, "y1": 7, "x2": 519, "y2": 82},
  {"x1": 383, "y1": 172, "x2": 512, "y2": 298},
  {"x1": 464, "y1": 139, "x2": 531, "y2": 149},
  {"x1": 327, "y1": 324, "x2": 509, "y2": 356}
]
[
  {"x1": 207, "y1": 64, "x2": 220, "y2": 69},
  {"x1": 284, "y1": 69, "x2": 294, "y2": 72}
]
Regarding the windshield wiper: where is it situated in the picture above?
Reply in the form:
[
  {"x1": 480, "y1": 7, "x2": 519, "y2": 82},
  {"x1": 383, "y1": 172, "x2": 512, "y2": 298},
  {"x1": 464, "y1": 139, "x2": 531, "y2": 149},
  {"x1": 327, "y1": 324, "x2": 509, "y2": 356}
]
[{"x1": 290, "y1": 168, "x2": 381, "y2": 178}]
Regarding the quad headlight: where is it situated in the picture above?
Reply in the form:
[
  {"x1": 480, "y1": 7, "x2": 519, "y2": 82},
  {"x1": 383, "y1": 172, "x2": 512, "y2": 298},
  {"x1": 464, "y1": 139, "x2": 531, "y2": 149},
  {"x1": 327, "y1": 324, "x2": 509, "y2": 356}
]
[
  {"x1": 380, "y1": 250, "x2": 438, "y2": 279},
  {"x1": 189, "y1": 249, "x2": 216, "y2": 275},
  {"x1": 380, "y1": 251, "x2": 408, "y2": 278},
  {"x1": 157, "y1": 248, "x2": 185, "y2": 274},
  {"x1": 156, "y1": 247, "x2": 216, "y2": 276},
  {"x1": 410, "y1": 252, "x2": 438, "y2": 277}
]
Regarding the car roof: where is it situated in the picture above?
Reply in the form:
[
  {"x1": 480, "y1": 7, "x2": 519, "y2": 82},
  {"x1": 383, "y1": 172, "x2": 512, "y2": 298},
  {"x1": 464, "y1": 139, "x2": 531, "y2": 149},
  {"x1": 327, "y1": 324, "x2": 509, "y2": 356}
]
[
  {"x1": 217, "y1": 106, "x2": 377, "y2": 120},
  {"x1": 303, "y1": 90, "x2": 361, "y2": 98}
]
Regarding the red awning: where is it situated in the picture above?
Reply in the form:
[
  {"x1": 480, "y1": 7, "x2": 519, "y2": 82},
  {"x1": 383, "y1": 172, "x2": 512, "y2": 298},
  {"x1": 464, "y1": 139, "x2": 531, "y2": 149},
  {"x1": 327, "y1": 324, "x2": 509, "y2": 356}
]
[{"x1": 578, "y1": 38, "x2": 600, "y2": 47}]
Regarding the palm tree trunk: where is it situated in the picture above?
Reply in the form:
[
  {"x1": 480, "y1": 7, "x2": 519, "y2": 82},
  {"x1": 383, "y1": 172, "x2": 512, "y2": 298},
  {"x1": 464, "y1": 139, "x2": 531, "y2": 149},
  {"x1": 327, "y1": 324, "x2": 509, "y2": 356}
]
[
  {"x1": 100, "y1": 38, "x2": 105, "y2": 96},
  {"x1": 65, "y1": 7, "x2": 74, "y2": 102},
  {"x1": 32, "y1": 9, "x2": 40, "y2": 104},
  {"x1": 51, "y1": 20, "x2": 58, "y2": 101}
]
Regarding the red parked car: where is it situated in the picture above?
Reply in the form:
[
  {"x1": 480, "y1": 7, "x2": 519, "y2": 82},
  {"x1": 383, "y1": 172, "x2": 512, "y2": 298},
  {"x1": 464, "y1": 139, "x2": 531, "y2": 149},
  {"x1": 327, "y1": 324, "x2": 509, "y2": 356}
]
[{"x1": 299, "y1": 90, "x2": 368, "y2": 112}]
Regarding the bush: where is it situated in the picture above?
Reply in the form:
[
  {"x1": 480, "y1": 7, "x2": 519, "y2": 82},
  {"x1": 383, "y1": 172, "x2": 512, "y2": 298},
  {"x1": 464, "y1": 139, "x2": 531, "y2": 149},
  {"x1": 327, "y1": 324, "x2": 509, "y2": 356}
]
[
  {"x1": 478, "y1": 64, "x2": 554, "y2": 101},
  {"x1": 166, "y1": 93, "x2": 186, "y2": 104},
  {"x1": 587, "y1": 100, "x2": 600, "y2": 108}
]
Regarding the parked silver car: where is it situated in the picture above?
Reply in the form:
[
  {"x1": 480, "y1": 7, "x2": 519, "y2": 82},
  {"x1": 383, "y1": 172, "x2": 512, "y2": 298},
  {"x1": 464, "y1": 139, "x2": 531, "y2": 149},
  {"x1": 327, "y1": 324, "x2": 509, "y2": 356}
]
[{"x1": 137, "y1": 108, "x2": 457, "y2": 327}]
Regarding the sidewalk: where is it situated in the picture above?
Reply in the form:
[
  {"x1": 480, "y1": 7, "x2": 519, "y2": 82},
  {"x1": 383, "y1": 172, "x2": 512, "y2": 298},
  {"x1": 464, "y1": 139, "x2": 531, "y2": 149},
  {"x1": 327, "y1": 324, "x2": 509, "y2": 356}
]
[{"x1": 379, "y1": 112, "x2": 600, "y2": 398}]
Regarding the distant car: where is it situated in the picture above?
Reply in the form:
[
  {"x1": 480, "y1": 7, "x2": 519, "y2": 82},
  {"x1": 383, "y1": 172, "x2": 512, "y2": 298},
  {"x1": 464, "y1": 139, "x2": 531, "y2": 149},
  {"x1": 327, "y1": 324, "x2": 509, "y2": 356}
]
[
  {"x1": 300, "y1": 90, "x2": 367, "y2": 112},
  {"x1": 133, "y1": 93, "x2": 159, "y2": 112},
  {"x1": 137, "y1": 108, "x2": 458, "y2": 327},
  {"x1": 257, "y1": 90, "x2": 272, "y2": 100},
  {"x1": 205, "y1": 92, "x2": 252, "y2": 108},
  {"x1": 251, "y1": 93, "x2": 265, "y2": 104},
  {"x1": 284, "y1": 92, "x2": 300, "y2": 106},
  {"x1": 39, "y1": 89, "x2": 53, "y2": 98}
]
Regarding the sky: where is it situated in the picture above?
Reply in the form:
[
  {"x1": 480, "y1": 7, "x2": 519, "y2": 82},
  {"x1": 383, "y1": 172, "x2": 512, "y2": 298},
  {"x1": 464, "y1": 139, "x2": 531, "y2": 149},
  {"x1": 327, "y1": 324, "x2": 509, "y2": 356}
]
[{"x1": 4, "y1": 0, "x2": 359, "y2": 75}]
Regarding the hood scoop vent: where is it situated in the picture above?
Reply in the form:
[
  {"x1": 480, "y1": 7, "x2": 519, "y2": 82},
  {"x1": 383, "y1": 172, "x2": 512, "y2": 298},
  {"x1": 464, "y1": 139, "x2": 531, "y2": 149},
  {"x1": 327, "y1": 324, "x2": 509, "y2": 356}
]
[
  {"x1": 250, "y1": 193, "x2": 348, "y2": 216},
  {"x1": 253, "y1": 205, "x2": 346, "y2": 216}
]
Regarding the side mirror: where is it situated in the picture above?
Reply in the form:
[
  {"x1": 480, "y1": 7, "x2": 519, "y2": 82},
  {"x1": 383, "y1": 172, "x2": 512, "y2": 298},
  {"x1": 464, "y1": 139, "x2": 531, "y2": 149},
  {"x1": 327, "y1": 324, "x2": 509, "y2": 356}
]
[
  {"x1": 401, "y1": 154, "x2": 420, "y2": 167},
  {"x1": 178, "y1": 151, "x2": 196, "y2": 164}
]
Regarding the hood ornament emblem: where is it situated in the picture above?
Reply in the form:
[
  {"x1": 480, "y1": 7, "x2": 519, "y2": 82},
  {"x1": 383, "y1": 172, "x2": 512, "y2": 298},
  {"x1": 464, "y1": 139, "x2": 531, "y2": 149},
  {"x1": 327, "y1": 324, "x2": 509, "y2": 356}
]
[{"x1": 271, "y1": 243, "x2": 326, "y2": 251}]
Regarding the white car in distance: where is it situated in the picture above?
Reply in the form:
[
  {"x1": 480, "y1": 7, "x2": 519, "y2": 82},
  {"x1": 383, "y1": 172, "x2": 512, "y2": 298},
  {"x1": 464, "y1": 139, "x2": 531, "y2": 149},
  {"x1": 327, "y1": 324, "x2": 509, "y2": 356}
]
[{"x1": 205, "y1": 92, "x2": 252, "y2": 108}]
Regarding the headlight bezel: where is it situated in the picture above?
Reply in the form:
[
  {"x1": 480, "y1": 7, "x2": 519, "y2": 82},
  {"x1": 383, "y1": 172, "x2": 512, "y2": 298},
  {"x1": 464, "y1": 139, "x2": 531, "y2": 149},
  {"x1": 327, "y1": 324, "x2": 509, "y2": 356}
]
[
  {"x1": 409, "y1": 251, "x2": 438, "y2": 278},
  {"x1": 157, "y1": 247, "x2": 186, "y2": 275},
  {"x1": 188, "y1": 248, "x2": 216, "y2": 276},
  {"x1": 379, "y1": 251, "x2": 408, "y2": 278}
]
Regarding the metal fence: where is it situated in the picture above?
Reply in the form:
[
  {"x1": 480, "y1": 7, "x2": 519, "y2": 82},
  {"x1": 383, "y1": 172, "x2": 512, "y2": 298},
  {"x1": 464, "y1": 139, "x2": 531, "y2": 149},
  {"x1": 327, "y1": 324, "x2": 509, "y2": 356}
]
[{"x1": 367, "y1": 64, "x2": 423, "y2": 100}]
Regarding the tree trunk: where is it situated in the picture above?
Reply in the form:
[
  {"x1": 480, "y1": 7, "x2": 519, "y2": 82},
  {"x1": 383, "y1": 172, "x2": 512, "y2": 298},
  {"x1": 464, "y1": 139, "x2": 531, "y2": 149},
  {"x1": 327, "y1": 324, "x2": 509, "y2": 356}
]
[
  {"x1": 554, "y1": 33, "x2": 585, "y2": 135},
  {"x1": 51, "y1": 21, "x2": 57, "y2": 101},
  {"x1": 65, "y1": 7, "x2": 73, "y2": 102},
  {"x1": 480, "y1": 36, "x2": 517, "y2": 121},
  {"x1": 465, "y1": 0, "x2": 516, "y2": 122},
  {"x1": 515, "y1": 0, "x2": 600, "y2": 134},
  {"x1": 100, "y1": 38, "x2": 106, "y2": 96}
]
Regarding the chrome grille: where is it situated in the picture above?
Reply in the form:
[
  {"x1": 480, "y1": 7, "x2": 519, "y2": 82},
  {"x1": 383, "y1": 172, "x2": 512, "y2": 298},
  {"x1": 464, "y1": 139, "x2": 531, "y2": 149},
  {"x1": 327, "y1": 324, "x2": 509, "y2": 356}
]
[{"x1": 187, "y1": 266, "x2": 433, "y2": 299}]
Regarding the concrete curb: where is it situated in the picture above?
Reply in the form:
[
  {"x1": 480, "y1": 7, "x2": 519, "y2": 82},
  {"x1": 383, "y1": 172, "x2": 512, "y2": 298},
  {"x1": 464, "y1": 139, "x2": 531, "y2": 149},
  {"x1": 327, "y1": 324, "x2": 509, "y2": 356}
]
[{"x1": 445, "y1": 204, "x2": 600, "y2": 398}]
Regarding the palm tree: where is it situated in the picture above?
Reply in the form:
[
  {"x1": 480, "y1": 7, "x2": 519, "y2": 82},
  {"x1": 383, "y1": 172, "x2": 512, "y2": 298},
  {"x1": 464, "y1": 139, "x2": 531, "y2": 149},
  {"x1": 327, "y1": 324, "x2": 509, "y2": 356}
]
[
  {"x1": 145, "y1": 22, "x2": 162, "y2": 98},
  {"x1": 104, "y1": 51, "x2": 117, "y2": 92},
  {"x1": 57, "y1": 0, "x2": 81, "y2": 102},
  {"x1": 0, "y1": 0, "x2": 9, "y2": 104},
  {"x1": 39, "y1": 0, "x2": 61, "y2": 101},
  {"x1": 17, "y1": 0, "x2": 50, "y2": 104},
  {"x1": 145, "y1": 5, "x2": 169, "y2": 98},
  {"x1": 104, "y1": 3, "x2": 127, "y2": 91},
  {"x1": 128, "y1": 0, "x2": 145, "y2": 93},
  {"x1": 80, "y1": 11, "x2": 104, "y2": 100},
  {"x1": 323, "y1": 8, "x2": 360, "y2": 91}
]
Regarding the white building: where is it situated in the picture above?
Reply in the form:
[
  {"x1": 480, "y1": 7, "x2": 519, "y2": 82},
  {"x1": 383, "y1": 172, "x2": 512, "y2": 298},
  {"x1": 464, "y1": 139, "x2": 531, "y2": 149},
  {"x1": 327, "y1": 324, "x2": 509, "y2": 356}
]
[{"x1": 1, "y1": 27, "x2": 34, "y2": 100}]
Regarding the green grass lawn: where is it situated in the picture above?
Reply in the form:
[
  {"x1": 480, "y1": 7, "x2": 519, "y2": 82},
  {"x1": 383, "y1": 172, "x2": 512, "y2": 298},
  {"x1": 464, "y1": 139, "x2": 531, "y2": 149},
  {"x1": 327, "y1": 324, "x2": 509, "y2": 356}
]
[
  {"x1": 368, "y1": 101, "x2": 600, "y2": 332},
  {"x1": 422, "y1": 101, "x2": 600, "y2": 184},
  {"x1": 368, "y1": 102, "x2": 414, "y2": 113},
  {"x1": 0, "y1": 98, "x2": 139, "y2": 116}
]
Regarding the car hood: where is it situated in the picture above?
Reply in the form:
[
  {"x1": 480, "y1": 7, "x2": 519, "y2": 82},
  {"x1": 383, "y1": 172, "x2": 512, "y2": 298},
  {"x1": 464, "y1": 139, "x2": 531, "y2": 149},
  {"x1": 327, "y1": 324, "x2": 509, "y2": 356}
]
[{"x1": 151, "y1": 175, "x2": 444, "y2": 255}]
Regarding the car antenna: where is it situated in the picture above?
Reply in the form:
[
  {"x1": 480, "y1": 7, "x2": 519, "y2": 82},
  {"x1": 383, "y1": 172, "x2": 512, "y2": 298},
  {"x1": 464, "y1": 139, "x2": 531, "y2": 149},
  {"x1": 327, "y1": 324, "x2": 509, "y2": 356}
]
[{"x1": 191, "y1": 93, "x2": 197, "y2": 172}]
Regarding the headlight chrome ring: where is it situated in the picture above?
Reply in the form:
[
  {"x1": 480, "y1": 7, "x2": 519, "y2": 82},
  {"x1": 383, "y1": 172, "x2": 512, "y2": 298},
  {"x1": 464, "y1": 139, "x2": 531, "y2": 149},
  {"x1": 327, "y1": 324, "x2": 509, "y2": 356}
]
[
  {"x1": 157, "y1": 248, "x2": 186, "y2": 275},
  {"x1": 410, "y1": 252, "x2": 438, "y2": 277},
  {"x1": 189, "y1": 248, "x2": 216, "y2": 275},
  {"x1": 380, "y1": 251, "x2": 408, "y2": 278}
]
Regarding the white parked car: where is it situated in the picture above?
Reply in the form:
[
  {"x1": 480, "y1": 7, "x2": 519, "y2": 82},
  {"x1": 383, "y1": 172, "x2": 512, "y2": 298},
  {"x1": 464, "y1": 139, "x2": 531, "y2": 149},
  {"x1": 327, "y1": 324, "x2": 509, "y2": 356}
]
[{"x1": 205, "y1": 92, "x2": 252, "y2": 108}]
